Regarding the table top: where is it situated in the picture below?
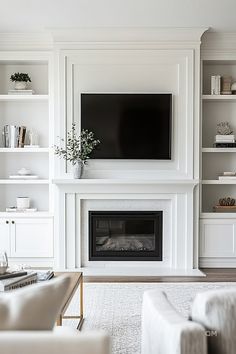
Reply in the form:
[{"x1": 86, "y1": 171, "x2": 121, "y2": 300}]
[{"x1": 54, "y1": 271, "x2": 83, "y2": 316}]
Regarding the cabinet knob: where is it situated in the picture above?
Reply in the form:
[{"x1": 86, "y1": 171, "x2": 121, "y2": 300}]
[
  {"x1": 11, "y1": 221, "x2": 15, "y2": 224},
  {"x1": 6, "y1": 220, "x2": 9, "y2": 224}
]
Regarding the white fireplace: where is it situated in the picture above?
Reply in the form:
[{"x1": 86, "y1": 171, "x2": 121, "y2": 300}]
[
  {"x1": 53, "y1": 179, "x2": 202, "y2": 275},
  {"x1": 52, "y1": 28, "x2": 206, "y2": 276}
]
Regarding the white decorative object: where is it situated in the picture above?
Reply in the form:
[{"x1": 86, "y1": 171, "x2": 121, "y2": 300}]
[
  {"x1": 28, "y1": 130, "x2": 38, "y2": 146},
  {"x1": 16, "y1": 197, "x2": 30, "y2": 209},
  {"x1": 216, "y1": 122, "x2": 233, "y2": 135},
  {"x1": 14, "y1": 81, "x2": 27, "y2": 90},
  {"x1": 73, "y1": 161, "x2": 83, "y2": 179},
  {"x1": 17, "y1": 168, "x2": 31, "y2": 176}
]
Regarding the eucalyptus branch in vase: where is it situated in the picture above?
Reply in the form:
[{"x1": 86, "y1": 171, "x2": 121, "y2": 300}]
[{"x1": 54, "y1": 123, "x2": 100, "y2": 178}]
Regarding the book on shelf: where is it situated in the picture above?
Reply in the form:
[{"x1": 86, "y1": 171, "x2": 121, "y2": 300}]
[
  {"x1": 215, "y1": 135, "x2": 235, "y2": 143},
  {"x1": 8, "y1": 89, "x2": 35, "y2": 95},
  {"x1": 219, "y1": 176, "x2": 236, "y2": 180},
  {"x1": 23, "y1": 145, "x2": 40, "y2": 148},
  {"x1": 0, "y1": 272, "x2": 37, "y2": 291},
  {"x1": 18, "y1": 126, "x2": 26, "y2": 148},
  {"x1": 5, "y1": 207, "x2": 37, "y2": 212},
  {"x1": 211, "y1": 75, "x2": 221, "y2": 95},
  {"x1": 9, "y1": 175, "x2": 39, "y2": 179},
  {"x1": 214, "y1": 142, "x2": 236, "y2": 148}
]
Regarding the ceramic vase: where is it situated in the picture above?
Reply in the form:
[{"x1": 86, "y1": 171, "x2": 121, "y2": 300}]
[
  {"x1": 73, "y1": 161, "x2": 83, "y2": 179},
  {"x1": 15, "y1": 81, "x2": 27, "y2": 90}
]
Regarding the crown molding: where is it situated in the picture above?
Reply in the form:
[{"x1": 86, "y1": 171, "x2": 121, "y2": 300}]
[
  {"x1": 201, "y1": 32, "x2": 236, "y2": 51},
  {"x1": 0, "y1": 32, "x2": 53, "y2": 51},
  {"x1": 50, "y1": 27, "x2": 208, "y2": 46}
]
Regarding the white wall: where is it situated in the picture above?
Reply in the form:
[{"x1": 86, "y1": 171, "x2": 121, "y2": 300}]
[{"x1": 0, "y1": 0, "x2": 236, "y2": 32}]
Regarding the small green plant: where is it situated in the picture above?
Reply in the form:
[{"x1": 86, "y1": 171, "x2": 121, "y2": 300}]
[
  {"x1": 54, "y1": 123, "x2": 100, "y2": 165},
  {"x1": 10, "y1": 72, "x2": 31, "y2": 82}
]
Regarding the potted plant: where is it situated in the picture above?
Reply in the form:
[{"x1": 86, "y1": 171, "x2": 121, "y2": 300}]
[
  {"x1": 54, "y1": 123, "x2": 100, "y2": 179},
  {"x1": 10, "y1": 72, "x2": 31, "y2": 90}
]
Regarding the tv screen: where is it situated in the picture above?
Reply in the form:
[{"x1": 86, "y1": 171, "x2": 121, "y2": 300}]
[{"x1": 81, "y1": 93, "x2": 172, "y2": 159}]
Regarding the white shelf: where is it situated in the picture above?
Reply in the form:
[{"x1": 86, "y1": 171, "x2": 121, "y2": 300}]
[
  {"x1": 0, "y1": 211, "x2": 53, "y2": 218},
  {"x1": 0, "y1": 179, "x2": 50, "y2": 185},
  {"x1": 202, "y1": 180, "x2": 236, "y2": 185},
  {"x1": 201, "y1": 212, "x2": 236, "y2": 219},
  {"x1": 0, "y1": 94, "x2": 49, "y2": 101},
  {"x1": 202, "y1": 148, "x2": 236, "y2": 153},
  {"x1": 202, "y1": 95, "x2": 236, "y2": 101},
  {"x1": 0, "y1": 148, "x2": 50, "y2": 153}
]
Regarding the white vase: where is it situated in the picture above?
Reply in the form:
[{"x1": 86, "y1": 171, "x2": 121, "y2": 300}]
[
  {"x1": 15, "y1": 81, "x2": 27, "y2": 90},
  {"x1": 73, "y1": 161, "x2": 83, "y2": 179}
]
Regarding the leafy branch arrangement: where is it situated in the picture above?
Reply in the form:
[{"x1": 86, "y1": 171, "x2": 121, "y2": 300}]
[
  {"x1": 10, "y1": 72, "x2": 31, "y2": 82},
  {"x1": 54, "y1": 123, "x2": 100, "y2": 165}
]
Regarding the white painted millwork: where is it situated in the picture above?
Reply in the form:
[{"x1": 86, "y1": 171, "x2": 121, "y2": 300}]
[
  {"x1": 0, "y1": 219, "x2": 11, "y2": 254},
  {"x1": 0, "y1": 217, "x2": 53, "y2": 261},
  {"x1": 51, "y1": 27, "x2": 206, "y2": 274},
  {"x1": 10, "y1": 218, "x2": 53, "y2": 258},
  {"x1": 0, "y1": 51, "x2": 54, "y2": 266},
  {"x1": 200, "y1": 32, "x2": 236, "y2": 267}
]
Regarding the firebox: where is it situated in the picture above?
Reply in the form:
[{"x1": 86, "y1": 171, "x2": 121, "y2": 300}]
[{"x1": 89, "y1": 211, "x2": 163, "y2": 261}]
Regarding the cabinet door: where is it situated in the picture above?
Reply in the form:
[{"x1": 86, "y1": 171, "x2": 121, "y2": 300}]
[
  {"x1": 200, "y1": 219, "x2": 236, "y2": 258},
  {"x1": 0, "y1": 219, "x2": 10, "y2": 254},
  {"x1": 10, "y1": 218, "x2": 53, "y2": 258}
]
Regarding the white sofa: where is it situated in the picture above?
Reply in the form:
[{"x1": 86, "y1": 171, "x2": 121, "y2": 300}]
[
  {"x1": 141, "y1": 288, "x2": 236, "y2": 354},
  {"x1": 0, "y1": 327, "x2": 110, "y2": 354}
]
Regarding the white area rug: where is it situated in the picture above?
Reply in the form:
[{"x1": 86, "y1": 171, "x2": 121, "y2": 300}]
[{"x1": 65, "y1": 282, "x2": 236, "y2": 354}]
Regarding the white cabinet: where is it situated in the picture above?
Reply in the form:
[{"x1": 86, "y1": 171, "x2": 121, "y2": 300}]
[
  {"x1": 200, "y1": 219, "x2": 236, "y2": 267},
  {"x1": 0, "y1": 219, "x2": 11, "y2": 254},
  {"x1": 0, "y1": 217, "x2": 53, "y2": 259}
]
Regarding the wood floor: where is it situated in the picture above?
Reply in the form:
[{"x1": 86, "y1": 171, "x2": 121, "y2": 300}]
[{"x1": 84, "y1": 268, "x2": 236, "y2": 283}]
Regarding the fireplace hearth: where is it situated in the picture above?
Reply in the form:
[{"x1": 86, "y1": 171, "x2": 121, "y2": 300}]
[{"x1": 89, "y1": 211, "x2": 163, "y2": 261}]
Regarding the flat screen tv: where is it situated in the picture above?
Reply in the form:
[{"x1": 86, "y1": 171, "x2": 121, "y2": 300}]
[{"x1": 81, "y1": 93, "x2": 172, "y2": 159}]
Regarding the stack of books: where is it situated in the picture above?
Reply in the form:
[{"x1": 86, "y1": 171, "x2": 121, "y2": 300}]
[
  {"x1": 214, "y1": 134, "x2": 236, "y2": 147},
  {"x1": 0, "y1": 271, "x2": 37, "y2": 291},
  {"x1": 8, "y1": 89, "x2": 35, "y2": 95},
  {"x1": 218, "y1": 172, "x2": 236, "y2": 181}
]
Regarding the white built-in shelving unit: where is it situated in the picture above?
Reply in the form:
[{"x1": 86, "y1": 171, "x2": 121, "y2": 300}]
[
  {"x1": 200, "y1": 41, "x2": 236, "y2": 267},
  {"x1": 0, "y1": 52, "x2": 54, "y2": 266}
]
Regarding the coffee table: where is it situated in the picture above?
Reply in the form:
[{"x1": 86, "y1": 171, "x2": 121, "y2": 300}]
[{"x1": 54, "y1": 272, "x2": 84, "y2": 330}]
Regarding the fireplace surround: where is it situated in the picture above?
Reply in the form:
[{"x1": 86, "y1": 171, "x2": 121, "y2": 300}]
[{"x1": 89, "y1": 211, "x2": 163, "y2": 261}]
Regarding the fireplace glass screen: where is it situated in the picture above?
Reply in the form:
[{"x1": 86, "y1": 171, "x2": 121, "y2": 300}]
[{"x1": 89, "y1": 211, "x2": 163, "y2": 261}]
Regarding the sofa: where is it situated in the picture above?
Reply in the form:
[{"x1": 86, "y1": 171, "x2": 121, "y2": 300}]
[{"x1": 141, "y1": 288, "x2": 236, "y2": 354}]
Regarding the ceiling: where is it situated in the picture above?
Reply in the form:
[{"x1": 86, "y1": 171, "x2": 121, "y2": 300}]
[{"x1": 0, "y1": 0, "x2": 236, "y2": 33}]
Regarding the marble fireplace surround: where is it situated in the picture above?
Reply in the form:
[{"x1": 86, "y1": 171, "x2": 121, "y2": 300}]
[{"x1": 54, "y1": 179, "x2": 202, "y2": 276}]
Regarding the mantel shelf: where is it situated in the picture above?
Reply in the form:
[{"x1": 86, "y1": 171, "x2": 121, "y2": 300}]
[{"x1": 53, "y1": 178, "x2": 199, "y2": 185}]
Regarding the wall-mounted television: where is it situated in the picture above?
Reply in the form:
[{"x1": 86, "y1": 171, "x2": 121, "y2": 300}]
[{"x1": 81, "y1": 93, "x2": 172, "y2": 159}]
